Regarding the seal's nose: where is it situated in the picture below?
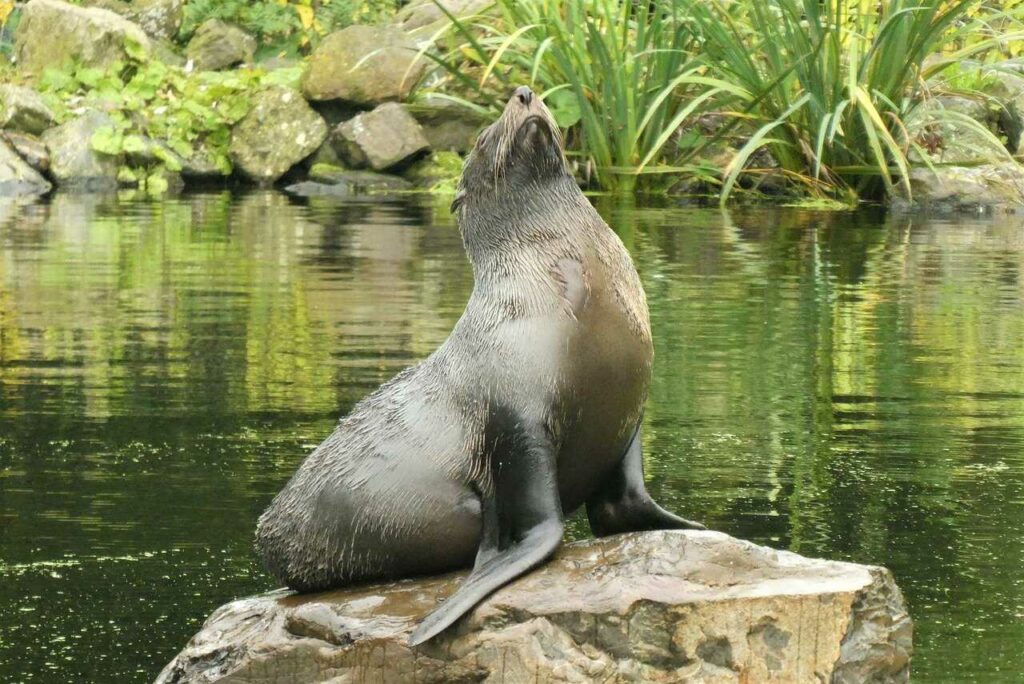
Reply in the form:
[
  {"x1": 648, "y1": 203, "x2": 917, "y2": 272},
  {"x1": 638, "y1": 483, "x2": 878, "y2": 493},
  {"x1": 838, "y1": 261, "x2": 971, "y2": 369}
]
[{"x1": 514, "y1": 86, "x2": 533, "y2": 106}]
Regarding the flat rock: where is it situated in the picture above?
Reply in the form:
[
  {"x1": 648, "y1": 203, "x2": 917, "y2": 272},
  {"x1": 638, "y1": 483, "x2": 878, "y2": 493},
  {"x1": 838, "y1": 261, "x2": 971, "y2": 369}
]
[
  {"x1": 301, "y1": 24, "x2": 426, "y2": 105},
  {"x1": 0, "y1": 85, "x2": 56, "y2": 135},
  {"x1": 893, "y1": 163, "x2": 1024, "y2": 215},
  {"x1": 0, "y1": 139, "x2": 51, "y2": 197},
  {"x1": 41, "y1": 110, "x2": 119, "y2": 190},
  {"x1": 285, "y1": 169, "x2": 413, "y2": 198},
  {"x1": 185, "y1": 19, "x2": 255, "y2": 72},
  {"x1": 334, "y1": 102, "x2": 429, "y2": 171},
  {"x1": 157, "y1": 530, "x2": 912, "y2": 683},
  {"x1": 229, "y1": 86, "x2": 328, "y2": 185},
  {"x1": 15, "y1": 0, "x2": 151, "y2": 77}
]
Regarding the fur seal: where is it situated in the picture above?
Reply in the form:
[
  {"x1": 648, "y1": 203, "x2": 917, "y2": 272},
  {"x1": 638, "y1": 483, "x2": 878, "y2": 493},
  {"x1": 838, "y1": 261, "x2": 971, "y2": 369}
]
[{"x1": 255, "y1": 85, "x2": 704, "y2": 645}]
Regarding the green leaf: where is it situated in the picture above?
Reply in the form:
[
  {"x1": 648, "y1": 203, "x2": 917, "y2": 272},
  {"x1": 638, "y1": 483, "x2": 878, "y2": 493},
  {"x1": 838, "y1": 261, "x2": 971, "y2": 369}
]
[
  {"x1": 91, "y1": 126, "x2": 123, "y2": 156},
  {"x1": 122, "y1": 135, "x2": 147, "y2": 154}
]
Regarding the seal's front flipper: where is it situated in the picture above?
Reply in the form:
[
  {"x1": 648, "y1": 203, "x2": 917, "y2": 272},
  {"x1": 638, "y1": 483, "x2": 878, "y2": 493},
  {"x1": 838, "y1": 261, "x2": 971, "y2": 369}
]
[
  {"x1": 408, "y1": 418, "x2": 564, "y2": 646},
  {"x1": 586, "y1": 425, "x2": 706, "y2": 537}
]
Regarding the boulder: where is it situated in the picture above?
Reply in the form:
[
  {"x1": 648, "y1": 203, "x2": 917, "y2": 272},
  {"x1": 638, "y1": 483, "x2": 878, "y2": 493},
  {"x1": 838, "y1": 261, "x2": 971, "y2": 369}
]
[
  {"x1": 0, "y1": 85, "x2": 56, "y2": 135},
  {"x1": 893, "y1": 163, "x2": 1024, "y2": 214},
  {"x1": 395, "y1": 0, "x2": 492, "y2": 34},
  {"x1": 334, "y1": 102, "x2": 429, "y2": 171},
  {"x1": 157, "y1": 531, "x2": 912, "y2": 683},
  {"x1": 41, "y1": 111, "x2": 120, "y2": 190},
  {"x1": 83, "y1": 0, "x2": 183, "y2": 41},
  {"x1": 2, "y1": 131, "x2": 50, "y2": 174},
  {"x1": 301, "y1": 25, "x2": 426, "y2": 105},
  {"x1": 0, "y1": 139, "x2": 51, "y2": 197},
  {"x1": 229, "y1": 86, "x2": 328, "y2": 185},
  {"x1": 185, "y1": 19, "x2": 255, "y2": 72},
  {"x1": 14, "y1": 0, "x2": 151, "y2": 77},
  {"x1": 129, "y1": 0, "x2": 184, "y2": 42},
  {"x1": 406, "y1": 96, "x2": 489, "y2": 153}
]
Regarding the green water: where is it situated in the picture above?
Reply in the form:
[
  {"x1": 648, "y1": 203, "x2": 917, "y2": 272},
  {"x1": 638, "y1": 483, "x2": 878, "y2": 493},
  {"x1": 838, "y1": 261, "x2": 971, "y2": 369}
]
[{"x1": 0, "y1": 192, "x2": 1022, "y2": 682}]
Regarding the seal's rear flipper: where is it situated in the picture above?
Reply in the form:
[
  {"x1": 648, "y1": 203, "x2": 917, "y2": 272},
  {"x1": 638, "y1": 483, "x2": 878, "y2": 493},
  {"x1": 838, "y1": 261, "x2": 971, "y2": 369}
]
[
  {"x1": 586, "y1": 424, "x2": 706, "y2": 536},
  {"x1": 408, "y1": 417, "x2": 564, "y2": 646}
]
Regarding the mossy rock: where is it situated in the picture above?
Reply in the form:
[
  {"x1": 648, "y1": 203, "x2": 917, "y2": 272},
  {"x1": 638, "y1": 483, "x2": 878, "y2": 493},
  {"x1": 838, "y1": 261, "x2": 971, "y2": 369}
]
[
  {"x1": 301, "y1": 25, "x2": 426, "y2": 105},
  {"x1": 185, "y1": 19, "x2": 256, "y2": 72},
  {"x1": 15, "y1": 0, "x2": 152, "y2": 77},
  {"x1": 41, "y1": 110, "x2": 120, "y2": 190},
  {"x1": 229, "y1": 86, "x2": 328, "y2": 185},
  {"x1": 404, "y1": 151, "x2": 463, "y2": 193}
]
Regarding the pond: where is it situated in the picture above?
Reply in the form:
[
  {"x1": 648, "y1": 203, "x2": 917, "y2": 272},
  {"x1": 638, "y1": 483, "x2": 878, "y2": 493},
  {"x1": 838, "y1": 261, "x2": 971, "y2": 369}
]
[{"x1": 0, "y1": 191, "x2": 1022, "y2": 682}]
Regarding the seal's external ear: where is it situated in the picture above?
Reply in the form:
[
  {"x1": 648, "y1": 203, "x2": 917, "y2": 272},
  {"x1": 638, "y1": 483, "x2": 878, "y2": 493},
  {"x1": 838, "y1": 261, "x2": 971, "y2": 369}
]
[{"x1": 450, "y1": 189, "x2": 466, "y2": 214}]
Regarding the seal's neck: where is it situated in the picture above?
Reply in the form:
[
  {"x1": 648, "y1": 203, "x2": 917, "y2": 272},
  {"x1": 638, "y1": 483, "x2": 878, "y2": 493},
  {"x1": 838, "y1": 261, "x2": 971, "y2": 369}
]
[{"x1": 458, "y1": 174, "x2": 590, "y2": 272}]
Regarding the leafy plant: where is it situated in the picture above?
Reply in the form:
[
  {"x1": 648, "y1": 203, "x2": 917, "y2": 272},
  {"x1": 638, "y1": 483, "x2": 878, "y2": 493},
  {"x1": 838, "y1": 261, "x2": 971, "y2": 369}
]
[
  {"x1": 37, "y1": 40, "x2": 302, "y2": 192},
  {"x1": 180, "y1": 0, "x2": 400, "y2": 57}
]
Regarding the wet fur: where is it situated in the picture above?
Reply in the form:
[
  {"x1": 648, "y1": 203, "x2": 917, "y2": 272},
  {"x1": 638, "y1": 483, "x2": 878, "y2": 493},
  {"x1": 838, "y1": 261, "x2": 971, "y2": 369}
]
[{"x1": 255, "y1": 92, "x2": 652, "y2": 595}]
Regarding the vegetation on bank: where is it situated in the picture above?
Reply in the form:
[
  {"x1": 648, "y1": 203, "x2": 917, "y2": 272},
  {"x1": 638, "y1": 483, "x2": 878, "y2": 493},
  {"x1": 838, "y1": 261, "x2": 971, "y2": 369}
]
[
  {"x1": 2, "y1": 0, "x2": 1024, "y2": 204},
  {"x1": 428, "y1": 0, "x2": 1024, "y2": 202}
]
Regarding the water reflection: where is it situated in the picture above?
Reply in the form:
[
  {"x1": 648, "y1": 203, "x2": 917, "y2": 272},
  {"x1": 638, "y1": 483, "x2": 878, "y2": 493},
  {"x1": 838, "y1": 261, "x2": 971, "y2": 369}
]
[{"x1": 0, "y1": 193, "x2": 1022, "y2": 681}]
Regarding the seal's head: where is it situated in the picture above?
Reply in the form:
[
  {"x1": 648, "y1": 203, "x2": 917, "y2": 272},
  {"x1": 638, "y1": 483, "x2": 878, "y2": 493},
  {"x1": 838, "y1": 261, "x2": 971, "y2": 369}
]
[{"x1": 453, "y1": 86, "x2": 568, "y2": 213}]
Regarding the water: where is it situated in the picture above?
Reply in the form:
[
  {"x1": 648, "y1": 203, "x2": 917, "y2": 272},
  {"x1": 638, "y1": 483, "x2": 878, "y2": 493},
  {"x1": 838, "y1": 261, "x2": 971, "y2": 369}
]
[{"x1": 0, "y1": 192, "x2": 1022, "y2": 682}]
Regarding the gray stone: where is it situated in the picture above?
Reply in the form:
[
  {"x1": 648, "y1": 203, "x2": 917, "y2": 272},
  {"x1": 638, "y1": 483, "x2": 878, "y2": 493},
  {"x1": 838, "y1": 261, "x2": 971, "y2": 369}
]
[
  {"x1": 301, "y1": 25, "x2": 426, "y2": 105},
  {"x1": 15, "y1": 0, "x2": 151, "y2": 77},
  {"x1": 2, "y1": 131, "x2": 49, "y2": 174},
  {"x1": 0, "y1": 85, "x2": 55, "y2": 135},
  {"x1": 406, "y1": 96, "x2": 488, "y2": 154},
  {"x1": 156, "y1": 530, "x2": 913, "y2": 684},
  {"x1": 334, "y1": 102, "x2": 429, "y2": 171},
  {"x1": 229, "y1": 86, "x2": 328, "y2": 185},
  {"x1": 0, "y1": 139, "x2": 51, "y2": 197},
  {"x1": 41, "y1": 111, "x2": 119, "y2": 190},
  {"x1": 892, "y1": 163, "x2": 1024, "y2": 215},
  {"x1": 83, "y1": 0, "x2": 182, "y2": 41},
  {"x1": 185, "y1": 19, "x2": 255, "y2": 72},
  {"x1": 130, "y1": 0, "x2": 184, "y2": 42}
]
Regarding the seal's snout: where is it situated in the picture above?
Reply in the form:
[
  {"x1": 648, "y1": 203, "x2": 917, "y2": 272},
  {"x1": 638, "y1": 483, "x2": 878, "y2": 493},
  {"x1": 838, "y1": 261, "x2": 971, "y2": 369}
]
[{"x1": 514, "y1": 85, "x2": 534, "y2": 107}]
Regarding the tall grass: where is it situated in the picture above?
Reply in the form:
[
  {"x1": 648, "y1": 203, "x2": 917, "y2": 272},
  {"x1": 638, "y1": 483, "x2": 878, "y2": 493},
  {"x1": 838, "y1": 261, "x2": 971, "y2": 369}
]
[
  {"x1": 691, "y1": 0, "x2": 1022, "y2": 203},
  {"x1": 421, "y1": 0, "x2": 748, "y2": 193},
  {"x1": 423, "y1": 0, "x2": 1023, "y2": 200}
]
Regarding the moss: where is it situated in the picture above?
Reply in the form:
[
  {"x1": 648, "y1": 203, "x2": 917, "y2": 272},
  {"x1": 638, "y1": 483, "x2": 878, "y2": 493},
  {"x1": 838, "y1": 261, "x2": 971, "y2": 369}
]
[{"x1": 404, "y1": 151, "x2": 463, "y2": 194}]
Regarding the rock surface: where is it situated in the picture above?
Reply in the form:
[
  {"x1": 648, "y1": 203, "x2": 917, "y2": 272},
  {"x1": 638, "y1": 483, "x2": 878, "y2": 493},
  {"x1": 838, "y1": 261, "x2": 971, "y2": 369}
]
[
  {"x1": 129, "y1": 0, "x2": 184, "y2": 42},
  {"x1": 15, "y1": 0, "x2": 151, "y2": 77},
  {"x1": 894, "y1": 163, "x2": 1024, "y2": 214},
  {"x1": 230, "y1": 87, "x2": 328, "y2": 184},
  {"x1": 157, "y1": 531, "x2": 912, "y2": 683},
  {"x1": 0, "y1": 85, "x2": 56, "y2": 135},
  {"x1": 2, "y1": 131, "x2": 50, "y2": 174},
  {"x1": 301, "y1": 25, "x2": 426, "y2": 105},
  {"x1": 41, "y1": 111, "x2": 119, "y2": 190},
  {"x1": 0, "y1": 139, "x2": 51, "y2": 196},
  {"x1": 185, "y1": 19, "x2": 256, "y2": 72},
  {"x1": 335, "y1": 102, "x2": 429, "y2": 171}
]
